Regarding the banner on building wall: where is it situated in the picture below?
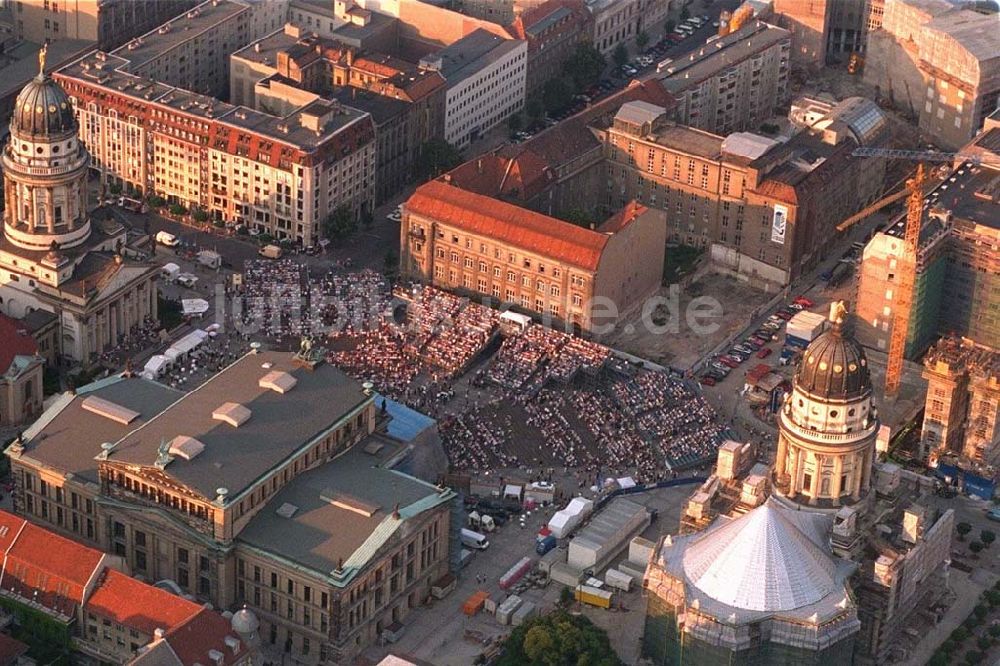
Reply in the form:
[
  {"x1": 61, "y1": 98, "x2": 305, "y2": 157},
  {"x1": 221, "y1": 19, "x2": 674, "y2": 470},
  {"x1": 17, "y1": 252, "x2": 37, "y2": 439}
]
[{"x1": 771, "y1": 204, "x2": 788, "y2": 245}]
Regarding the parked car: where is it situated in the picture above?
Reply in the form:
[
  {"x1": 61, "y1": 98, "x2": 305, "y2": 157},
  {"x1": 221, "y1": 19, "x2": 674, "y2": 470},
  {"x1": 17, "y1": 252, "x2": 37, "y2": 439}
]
[
  {"x1": 794, "y1": 296, "x2": 815, "y2": 307},
  {"x1": 751, "y1": 334, "x2": 770, "y2": 346},
  {"x1": 743, "y1": 338, "x2": 763, "y2": 350},
  {"x1": 699, "y1": 375, "x2": 717, "y2": 386},
  {"x1": 987, "y1": 508, "x2": 1000, "y2": 522},
  {"x1": 718, "y1": 356, "x2": 740, "y2": 368},
  {"x1": 776, "y1": 310, "x2": 795, "y2": 321},
  {"x1": 757, "y1": 347, "x2": 774, "y2": 359}
]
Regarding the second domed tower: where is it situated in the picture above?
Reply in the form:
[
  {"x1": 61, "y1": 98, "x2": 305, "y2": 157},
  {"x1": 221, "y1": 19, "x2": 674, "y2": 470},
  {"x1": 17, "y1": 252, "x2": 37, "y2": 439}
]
[
  {"x1": 2, "y1": 56, "x2": 92, "y2": 256},
  {"x1": 773, "y1": 302, "x2": 879, "y2": 509}
]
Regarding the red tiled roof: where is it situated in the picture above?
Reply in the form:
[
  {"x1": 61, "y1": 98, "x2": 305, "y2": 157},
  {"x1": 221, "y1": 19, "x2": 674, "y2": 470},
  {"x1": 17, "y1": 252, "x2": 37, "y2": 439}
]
[
  {"x1": 753, "y1": 179, "x2": 799, "y2": 205},
  {"x1": 0, "y1": 313, "x2": 39, "y2": 375},
  {"x1": 508, "y1": 0, "x2": 590, "y2": 42},
  {"x1": 163, "y1": 608, "x2": 247, "y2": 666},
  {"x1": 599, "y1": 200, "x2": 648, "y2": 233},
  {"x1": 407, "y1": 179, "x2": 610, "y2": 271},
  {"x1": 0, "y1": 515, "x2": 105, "y2": 618},
  {"x1": 86, "y1": 570, "x2": 201, "y2": 637}
]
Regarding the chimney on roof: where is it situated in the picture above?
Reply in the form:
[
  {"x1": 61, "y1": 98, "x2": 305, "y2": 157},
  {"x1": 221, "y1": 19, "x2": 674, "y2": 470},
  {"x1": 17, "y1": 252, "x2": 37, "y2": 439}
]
[
  {"x1": 443, "y1": 174, "x2": 451, "y2": 183},
  {"x1": 392, "y1": 503, "x2": 400, "y2": 519},
  {"x1": 254, "y1": 42, "x2": 260, "y2": 53},
  {"x1": 477, "y1": 158, "x2": 483, "y2": 174},
  {"x1": 153, "y1": 627, "x2": 166, "y2": 641}
]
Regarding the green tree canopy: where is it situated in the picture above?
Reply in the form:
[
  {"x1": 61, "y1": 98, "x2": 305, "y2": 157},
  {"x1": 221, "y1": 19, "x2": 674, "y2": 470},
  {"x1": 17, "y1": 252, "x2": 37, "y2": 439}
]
[
  {"x1": 322, "y1": 205, "x2": 358, "y2": 243},
  {"x1": 957, "y1": 522, "x2": 972, "y2": 540},
  {"x1": 542, "y1": 77, "x2": 574, "y2": 114},
  {"x1": 497, "y1": 610, "x2": 622, "y2": 666},
  {"x1": 414, "y1": 139, "x2": 463, "y2": 181},
  {"x1": 526, "y1": 94, "x2": 545, "y2": 121},
  {"x1": 981, "y1": 529, "x2": 995, "y2": 547},
  {"x1": 636, "y1": 31, "x2": 650, "y2": 51},
  {"x1": 613, "y1": 43, "x2": 629, "y2": 68},
  {"x1": 970, "y1": 541, "x2": 985, "y2": 555},
  {"x1": 563, "y1": 43, "x2": 605, "y2": 90}
]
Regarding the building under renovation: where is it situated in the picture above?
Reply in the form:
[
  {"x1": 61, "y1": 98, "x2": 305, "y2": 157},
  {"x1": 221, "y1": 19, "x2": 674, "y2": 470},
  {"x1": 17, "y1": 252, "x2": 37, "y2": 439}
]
[
  {"x1": 643, "y1": 305, "x2": 955, "y2": 665},
  {"x1": 855, "y1": 125, "x2": 1000, "y2": 357},
  {"x1": 921, "y1": 336, "x2": 1000, "y2": 463}
]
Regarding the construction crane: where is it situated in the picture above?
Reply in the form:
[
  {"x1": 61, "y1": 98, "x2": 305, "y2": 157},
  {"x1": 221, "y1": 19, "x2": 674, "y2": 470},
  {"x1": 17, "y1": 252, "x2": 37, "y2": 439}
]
[
  {"x1": 839, "y1": 147, "x2": 999, "y2": 397},
  {"x1": 851, "y1": 146, "x2": 999, "y2": 166}
]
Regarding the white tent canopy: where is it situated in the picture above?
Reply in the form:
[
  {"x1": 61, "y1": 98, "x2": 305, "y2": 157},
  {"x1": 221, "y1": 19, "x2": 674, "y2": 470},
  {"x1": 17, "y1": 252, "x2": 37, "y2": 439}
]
[
  {"x1": 142, "y1": 354, "x2": 170, "y2": 378},
  {"x1": 182, "y1": 299, "x2": 210, "y2": 316}
]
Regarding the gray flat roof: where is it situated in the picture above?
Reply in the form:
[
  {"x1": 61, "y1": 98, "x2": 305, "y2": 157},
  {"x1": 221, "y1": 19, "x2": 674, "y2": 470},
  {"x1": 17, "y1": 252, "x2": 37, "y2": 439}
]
[
  {"x1": 572, "y1": 498, "x2": 648, "y2": 548},
  {"x1": 16, "y1": 376, "x2": 184, "y2": 485},
  {"x1": 238, "y1": 439, "x2": 452, "y2": 581},
  {"x1": 113, "y1": 0, "x2": 248, "y2": 71},
  {"x1": 435, "y1": 29, "x2": 522, "y2": 85},
  {"x1": 109, "y1": 351, "x2": 371, "y2": 500},
  {"x1": 658, "y1": 21, "x2": 789, "y2": 93},
  {"x1": 643, "y1": 123, "x2": 724, "y2": 159}
]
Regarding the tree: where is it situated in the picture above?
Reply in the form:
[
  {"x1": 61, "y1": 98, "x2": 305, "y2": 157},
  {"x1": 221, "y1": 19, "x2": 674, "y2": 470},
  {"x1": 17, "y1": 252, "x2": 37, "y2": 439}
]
[
  {"x1": 542, "y1": 78, "x2": 573, "y2": 114},
  {"x1": 522, "y1": 626, "x2": 556, "y2": 662},
  {"x1": 982, "y1": 529, "x2": 996, "y2": 548},
  {"x1": 526, "y1": 94, "x2": 545, "y2": 122},
  {"x1": 322, "y1": 205, "x2": 357, "y2": 243},
  {"x1": 613, "y1": 43, "x2": 629, "y2": 69},
  {"x1": 665, "y1": 18, "x2": 676, "y2": 33},
  {"x1": 989, "y1": 624, "x2": 1000, "y2": 639},
  {"x1": 957, "y1": 522, "x2": 972, "y2": 541},
  {"x1": 977, "y1": 636, "x2": 992, "y2": 651},
  {"x1": 966, "y1": 649, "x2": 984, "y2": 665},
  {"x1": 169, "y1": 203, "x2": 187, "y2": 216},
  {"x1": 383, "y1": 249, "x2": 398, "y2": 281},
  {"x1": 975, "y1": 604, "x2": 989, "y2": 620},
  {"x1": 508, "y1": 113, "x2": 523, "y2": 133},
  {"x1": 192, "y1": 208, "x2": 208, "y2": 223},
  {"x1": 971, "y1": 541, "x2": 985, "y2": 555},
  {"x1": 559, "y1": 586, "x2": 574, "y2": 606},
  {"x1": 952, "y1": 627, "x2": 971, "y2": 643},
  {"x1": 108, "y1": 181, "x2": 123, "y2": 195},
  {"x1": 987, "y1": 590, "x2": 1000, "y2": 607},
  {"x1": 414, "y1": 139, "x2": 463, "y2": 181},
  {"x1": 929, "y1": 654, "x2": 950, "y2": 666},
  {"x1": 562, "y1": 43, "x2": 605, "y2": 91},
  {"x1": 636, "y1": 31, "x2": 650, "y2": 52},
  {"x1": 680, "y1": 5, "x2": 690, "y2": 21},
  {"x1": 497, "y1": 610, "x2": 622, "y2": 666},
  {"x1": 561, "y1": 208, "x2": 596, "y2": 227}
]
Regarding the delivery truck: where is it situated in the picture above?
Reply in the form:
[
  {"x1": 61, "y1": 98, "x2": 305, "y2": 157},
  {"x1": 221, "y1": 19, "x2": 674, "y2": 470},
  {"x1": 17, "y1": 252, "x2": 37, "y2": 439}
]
[
  {"x1": 575, "y1": 584, "x2": 613, "y2": 609},
  {"x1": 460, "y1": 528, "x2": 490, "y2": 550}
]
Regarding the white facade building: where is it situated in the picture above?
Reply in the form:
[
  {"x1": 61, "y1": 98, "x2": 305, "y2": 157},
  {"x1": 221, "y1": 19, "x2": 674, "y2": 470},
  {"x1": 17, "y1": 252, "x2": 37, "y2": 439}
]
[{"x1": 424, "y1": 29, "x2": 527, "y2": 149}]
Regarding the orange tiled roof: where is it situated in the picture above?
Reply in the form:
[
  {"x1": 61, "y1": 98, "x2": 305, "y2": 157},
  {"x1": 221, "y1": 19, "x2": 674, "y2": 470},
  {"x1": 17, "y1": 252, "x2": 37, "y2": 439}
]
[
  {"x1": 85, "y1": 569, "x2": 201, "y2": 636},
  {"x1": 0, "y1": 514, "x2": 105, "y2": 618},
  {"x1": 599, "y1": 200, "x2": 648, "y2": 233},
  {"x1": 407, "y1": 179, "x2": 610, "y2": 271},
  {"x1": 753, "y1": 179, "x2": 798, "y2": 205}
]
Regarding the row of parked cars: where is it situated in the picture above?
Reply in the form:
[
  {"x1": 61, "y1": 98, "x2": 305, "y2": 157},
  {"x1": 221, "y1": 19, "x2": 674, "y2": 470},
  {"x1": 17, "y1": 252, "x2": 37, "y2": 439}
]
[{"x1": 698, "y1": 296, "x2": 815, "y2": 386}]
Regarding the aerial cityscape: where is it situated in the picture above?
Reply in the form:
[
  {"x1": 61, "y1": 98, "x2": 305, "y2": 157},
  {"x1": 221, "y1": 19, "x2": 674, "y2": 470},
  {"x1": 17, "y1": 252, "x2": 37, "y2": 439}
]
[{"x1": 0, "y1": 0, "x2": 996, "y2": 664}]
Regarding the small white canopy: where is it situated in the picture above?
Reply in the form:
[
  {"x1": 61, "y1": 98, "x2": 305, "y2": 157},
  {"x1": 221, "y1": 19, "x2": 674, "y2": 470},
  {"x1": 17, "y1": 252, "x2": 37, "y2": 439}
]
[
  {"x1": 161, "y1": 262, "x2": 180, "y2": 277},
  {"x1": 182, "y1": 299, "x2": 210, "y2": 316},
  {"x1": 143, "y1": 355, "x2": 170, "y2": 377}
]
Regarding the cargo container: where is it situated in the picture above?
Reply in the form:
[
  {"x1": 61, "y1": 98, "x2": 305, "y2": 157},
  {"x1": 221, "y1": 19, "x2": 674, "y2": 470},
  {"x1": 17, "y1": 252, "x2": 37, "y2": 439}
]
[
  {"x1": 496, "y1": 595, "x2": 523, "y2": 625},
  {"x1": 786, "y1": 311, "x2": 827, "y2": 344},
  {"x1": 458, "y1": 548, "x2": 473, "y2": 569},
  {"x1": 567, "y1": 498, "x2": 650, "y2": 570},
  {"x1": 628, "y1": 536, "x2": 655, "y2": 567},
  {"x1": 549, "y1": 561, "x2": 583, "y2": 586},
  {"x1": 538, "y1": 546, "x2": 566, "y2": 575},
  {"x1": 536, "y1": 535, "x2": 557, "y2": 555},
  {"x1": 499, "y1": 556, "x2": 533, "y2": 590},
  {"x1": 604, "y1": 568, "x2": 633, "y2": 592},
  {"x1": 462, "y1": 590, "x2": 489, "y2": 616},
  {"x1": 618, "y1": 561, "x2": 646, "y2": 582},
  {"x1": 431, "y1": 573, "x2": 457, "y2": 599},
  {"x1": 511, "y1": 601, "x2": 537, "y2": 627},
  {"x1": 575, "y1": 584, "x2": 613, "y2": 609}
]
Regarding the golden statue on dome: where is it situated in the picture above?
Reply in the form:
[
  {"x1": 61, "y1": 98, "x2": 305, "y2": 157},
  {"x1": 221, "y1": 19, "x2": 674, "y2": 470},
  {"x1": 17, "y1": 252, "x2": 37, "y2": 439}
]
[{"x1": 38, "y1": 43, "x2": 47, "y2": 76}]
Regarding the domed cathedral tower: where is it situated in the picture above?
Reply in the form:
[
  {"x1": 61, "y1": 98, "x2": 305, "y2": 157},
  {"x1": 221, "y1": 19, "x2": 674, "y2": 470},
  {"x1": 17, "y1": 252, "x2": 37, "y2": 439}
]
[
  {"x1": 0, "y1": 47, "x2": 159, "y2": 365},
  {"x1": 773, "y1": 301, "x2": 880, "y2": 510},
  {"x1": 2, "y1": 48, "x2": 92, "y2": 253}
]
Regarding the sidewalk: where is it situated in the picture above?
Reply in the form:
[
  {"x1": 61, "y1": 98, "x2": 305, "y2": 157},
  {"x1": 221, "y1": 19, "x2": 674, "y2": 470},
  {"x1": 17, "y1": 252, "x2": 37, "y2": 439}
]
[{"x1": 903, "y1": 568, "x2": 996, "y2": 666}]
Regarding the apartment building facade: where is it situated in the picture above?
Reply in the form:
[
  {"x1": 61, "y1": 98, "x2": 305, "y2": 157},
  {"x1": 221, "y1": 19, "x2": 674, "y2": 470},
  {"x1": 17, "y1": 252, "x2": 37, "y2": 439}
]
[
  {"x1": 424, "y1": 29, "x2": 527, "y2": 149},
  {"x1": 599, "y1": 98, "x2": 888, "y2": 287},
  {"x1": 57, "y1": 51, "x2": 376, "y2": 247},
  {"x1": 856, "y1": 131, "x2": 999, "y2": 357},
  {"x1": 6, "y1": 352, "x2": 454, "y2": 664},
  {"x1": 921, "y1": 337, "x2": 1000, "y2": 465},
  {"x1": 864, "y1": 0, "x2": 1000, "y2": 149},
  {"x1": 588, "y1": 0, "x2": 671, "y2": 56},
  {"x1": 231, "y1": 24, "x2": 446, "y2": 204},
  {"x1": 10, "y1": 0, "x2": 199, "y2": 51},
  {"x1": 508, "y1": 0, "x2": 594, "y2": 95},
  {"x1": 401, "y1": 178, "x2": 666, "y2": 331},
  {"x1": 657, "y1": 21, "x2": 790, "y2": 136},
  {"x1": 115, "y1": 0, "x2": 288, "y2": 99}
]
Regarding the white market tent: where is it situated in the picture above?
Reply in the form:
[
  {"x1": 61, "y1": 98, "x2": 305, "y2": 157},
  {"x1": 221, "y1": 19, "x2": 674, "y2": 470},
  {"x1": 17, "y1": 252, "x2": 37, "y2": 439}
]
[
  {"x1": 182, "y1": 299, "x2": 210, "y2": 317},
  {"x1": 142, "y1": 354, "x2": 170, "y2": 379}
]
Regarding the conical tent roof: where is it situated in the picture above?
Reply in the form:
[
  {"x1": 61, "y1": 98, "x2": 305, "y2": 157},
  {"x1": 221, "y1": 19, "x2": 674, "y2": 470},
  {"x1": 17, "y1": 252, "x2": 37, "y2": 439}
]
[{"x1": 682, "y1": 503, "x2": 838, "y2": 612}]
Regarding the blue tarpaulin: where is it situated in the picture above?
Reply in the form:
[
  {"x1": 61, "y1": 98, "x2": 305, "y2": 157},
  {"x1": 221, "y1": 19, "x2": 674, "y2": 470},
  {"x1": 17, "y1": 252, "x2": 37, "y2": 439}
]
[{"x1": 378, "y1": 394, "x2": 436, "y2": 442}]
